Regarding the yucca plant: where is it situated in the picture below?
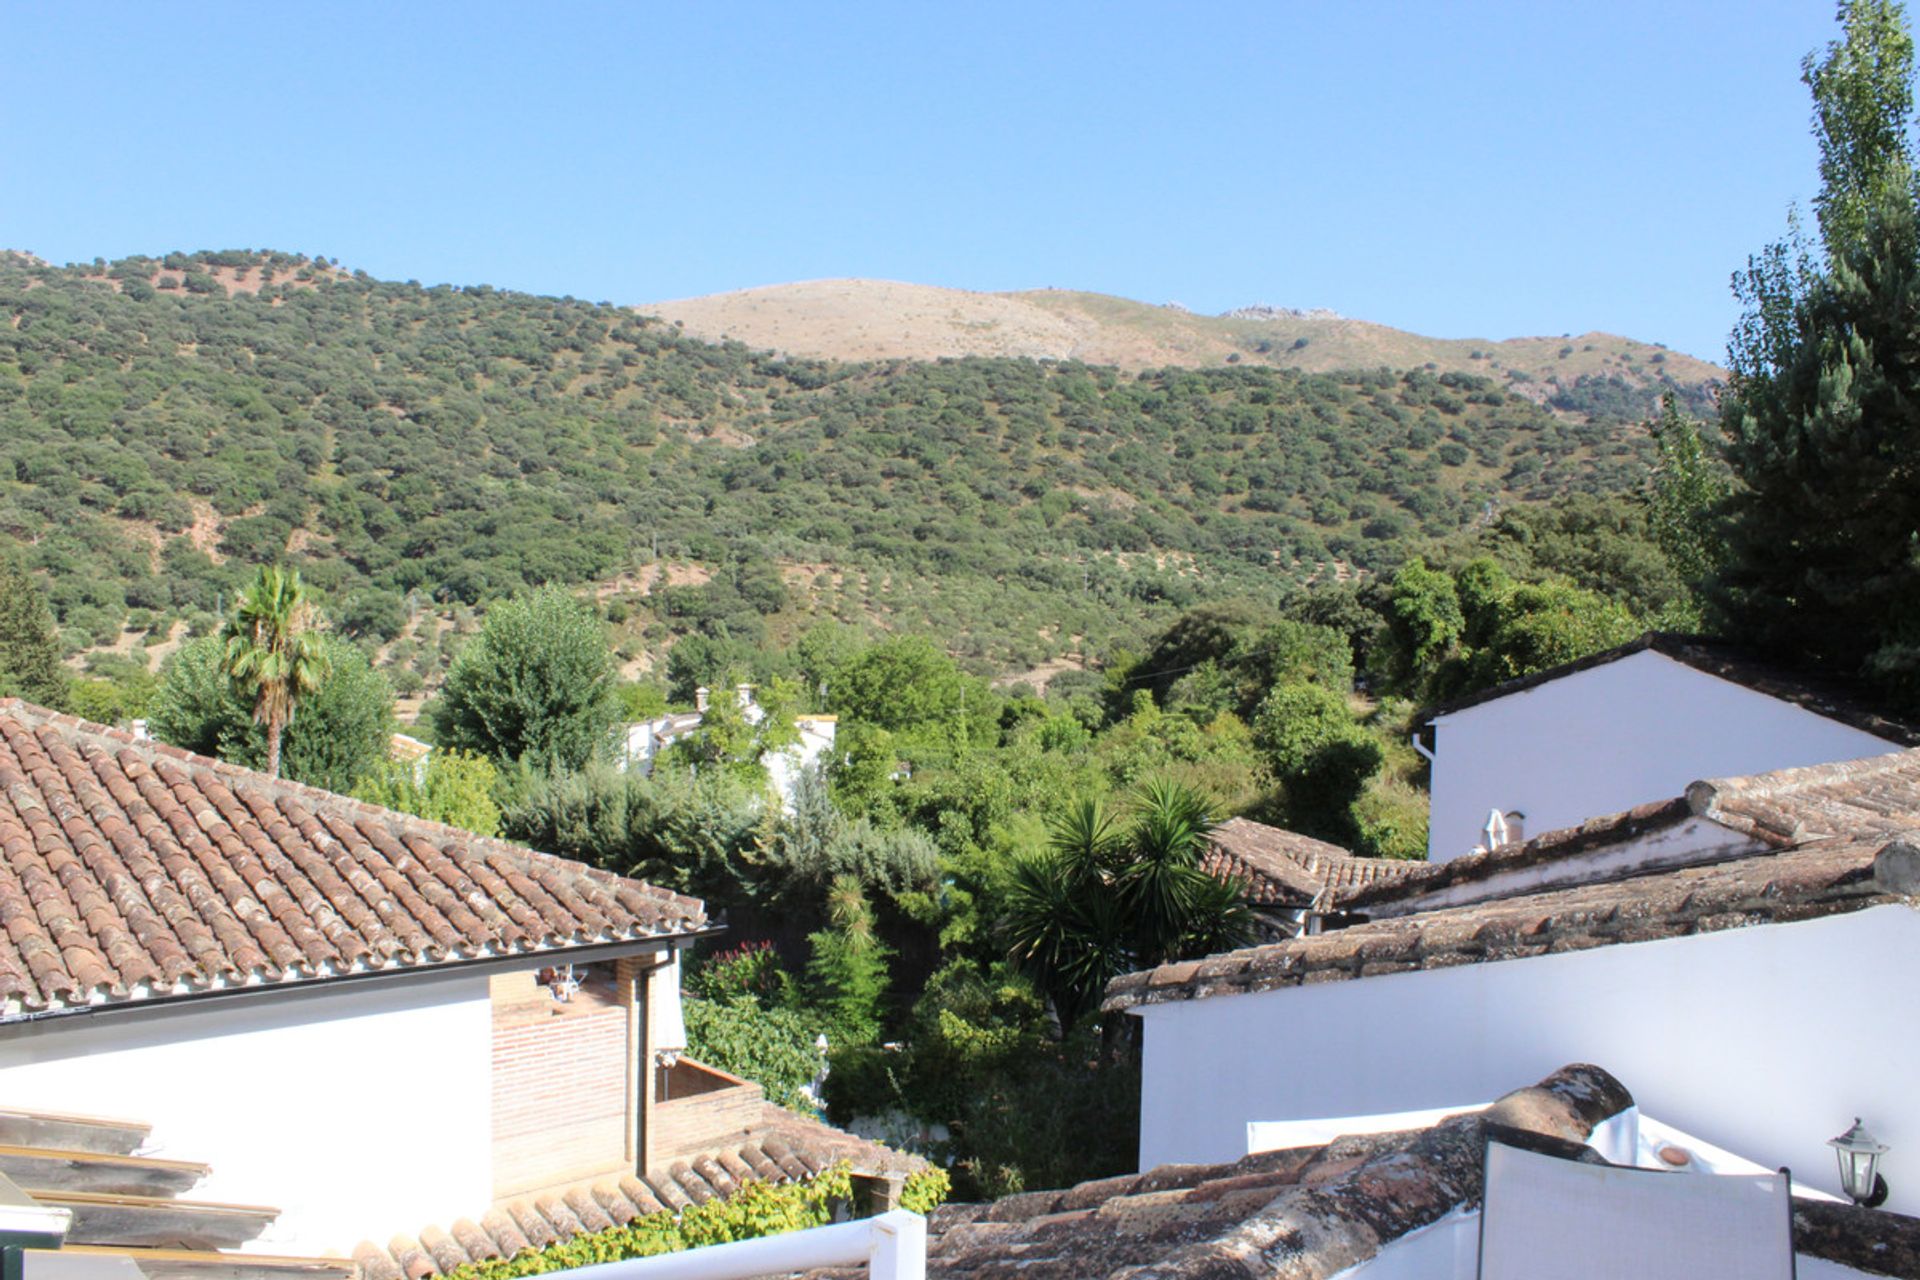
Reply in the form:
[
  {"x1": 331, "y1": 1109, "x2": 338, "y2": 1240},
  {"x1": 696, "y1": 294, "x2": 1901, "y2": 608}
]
[{"x1": 1004, "y1": 781, "x2": 1252, "y2": 1030}]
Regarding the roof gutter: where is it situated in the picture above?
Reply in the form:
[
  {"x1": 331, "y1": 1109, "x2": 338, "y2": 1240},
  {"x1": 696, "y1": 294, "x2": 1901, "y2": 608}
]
[{"x1": 0, "y1": 924, "x2": 726, "y2": 1034}]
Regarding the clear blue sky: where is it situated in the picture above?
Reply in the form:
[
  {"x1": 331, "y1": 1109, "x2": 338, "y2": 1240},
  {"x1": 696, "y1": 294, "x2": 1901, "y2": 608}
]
[{"x1": 3, "y1": 2, "x2": 1848, "y2": 363}]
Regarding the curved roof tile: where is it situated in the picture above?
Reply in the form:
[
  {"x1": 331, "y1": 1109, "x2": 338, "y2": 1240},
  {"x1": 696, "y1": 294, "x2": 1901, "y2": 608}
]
[{"x1": 0, "y1": 699, "x2": 707, "y2": 1016}]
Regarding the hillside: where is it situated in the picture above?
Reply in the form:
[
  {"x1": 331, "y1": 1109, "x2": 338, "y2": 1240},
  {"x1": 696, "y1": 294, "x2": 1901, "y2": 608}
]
[
  {"x1": 2, "y1": 250, "x2": 1674, "y2": 688},
  {"x1": 642, "y1": 279, "x2": 1723, "y2": 418}
]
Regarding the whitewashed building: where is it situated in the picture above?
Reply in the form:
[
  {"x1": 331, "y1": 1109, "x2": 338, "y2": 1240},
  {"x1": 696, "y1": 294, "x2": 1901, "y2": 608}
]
[
  {"x1": 1106, "y1": 748, "x2": 1920, "y2": 1221},
  {"x1": 1417, "y1": 632, "x2": 1918, "y2": 863}
]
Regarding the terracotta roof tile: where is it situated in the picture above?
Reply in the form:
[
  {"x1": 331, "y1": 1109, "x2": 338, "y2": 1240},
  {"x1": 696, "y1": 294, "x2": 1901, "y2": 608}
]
[
  {"x1": 1344, "y1": 748, "x2": 1920, "y2": 918},
  {"x1": 0, "y1": 700, "x2": 707, "y2": 1016},
  {"x1": 1106, "y1": 832, "x2": 1906, "y2": 1012},
  {"x1": 802, "y1": 1065, "x2": 1634, "y2": 1280},
  {"x1": 1200, "y1": 817, "x2": 1418, "y2": 908},
  {"x1": 358, "y1": 1104, "x2": 924, "y2": 1277}
]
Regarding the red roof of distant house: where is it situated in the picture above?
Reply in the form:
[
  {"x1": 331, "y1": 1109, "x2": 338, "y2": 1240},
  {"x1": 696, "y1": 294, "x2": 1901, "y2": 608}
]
[{"x1": 1200, "y1": 816, "x2": 1420, "y2": 907}]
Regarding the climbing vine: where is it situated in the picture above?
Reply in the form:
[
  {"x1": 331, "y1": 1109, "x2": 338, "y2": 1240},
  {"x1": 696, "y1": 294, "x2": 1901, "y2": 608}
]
[{"x1": 443, "y1": 1164, "x2": 949, "y2": 1280}]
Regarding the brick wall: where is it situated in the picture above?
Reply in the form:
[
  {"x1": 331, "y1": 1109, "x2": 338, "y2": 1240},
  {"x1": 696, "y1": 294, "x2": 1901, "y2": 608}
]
[
  {"x1": 650, "y1": 1060, "x2": 765, "y2": 1164},
  {"x1": 490, "y1": 969, "x2": 633, "y2": 1199}
]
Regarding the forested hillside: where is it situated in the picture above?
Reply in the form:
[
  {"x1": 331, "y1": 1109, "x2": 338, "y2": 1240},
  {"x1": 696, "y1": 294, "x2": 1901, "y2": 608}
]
[{"x1": 2, "y1": 249, "x2": 1666, "y2": 677}]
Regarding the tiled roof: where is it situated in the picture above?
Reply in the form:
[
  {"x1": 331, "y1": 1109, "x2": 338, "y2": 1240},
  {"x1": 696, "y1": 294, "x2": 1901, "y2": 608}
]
[
  {"x1": 1200, "y1": 817, "x2": 1418, "y2": 908},
  {"x1": 0, "y1": 700, "x2": 708, "y2": 1016},
  {"x1": 1420, "y1": 632, "x2": 1920, "y2": 746},
  {"x1": 803, "y1": 1065, "x2": 1633, "y2": 1280},
  {"x1": 1107, "y1": 834, "x2": 1911, "y2": 1012},
  {"x1": 1340, "y1": 748, "x2": 1920, "y2": 914},
  {"x1": 355, "y1": 1104, "x2": 924, "y2": 1280},
  {"x1": 1336, "y1": 797, "x2": 1700, "y2": 912},
  {"x1": 798, "y1": 1064, "x2": 1920, "y2": 1280},
  {"x1": 1688, "y1": 748, "x2": 1920, "y2": 845},
  {"x1": 1109, "y1": 747, "x2": 1920, "y2": 1011}
]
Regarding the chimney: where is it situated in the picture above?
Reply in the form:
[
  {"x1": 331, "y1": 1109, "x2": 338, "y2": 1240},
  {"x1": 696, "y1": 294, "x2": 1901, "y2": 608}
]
[
  {"x1": 735, "y1": 682, "x2": 754, "y2": 709},
  {"x1": 694, "y1": 687, "x2": 709, "y2": 714}
]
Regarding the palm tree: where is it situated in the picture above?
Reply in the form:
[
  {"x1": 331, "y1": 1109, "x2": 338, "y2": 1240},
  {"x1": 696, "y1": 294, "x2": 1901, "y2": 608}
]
[
  {"x1": 221, "y1": 566, "x2": 329, "y2": 779},
  {"x1": 1004, "y1": 781, "x2": 1253, "y2": 1030}
]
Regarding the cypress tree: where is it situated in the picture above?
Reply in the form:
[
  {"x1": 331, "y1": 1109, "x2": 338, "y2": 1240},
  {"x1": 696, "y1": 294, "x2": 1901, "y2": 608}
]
[{"x1": 0, "y1": 551, "x2": 68, "y2": 710}]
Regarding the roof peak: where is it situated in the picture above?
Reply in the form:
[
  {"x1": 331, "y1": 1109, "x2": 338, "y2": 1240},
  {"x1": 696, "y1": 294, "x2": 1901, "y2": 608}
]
[{"x1": 1419, "y1": 632, "x2": 1920, "y2": 747}]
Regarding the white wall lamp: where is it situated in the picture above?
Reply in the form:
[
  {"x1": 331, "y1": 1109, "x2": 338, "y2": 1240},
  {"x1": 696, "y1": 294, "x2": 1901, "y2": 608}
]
[{"x1": 1829, "y1": 1118, "x2": 1891, "y2": 1208}]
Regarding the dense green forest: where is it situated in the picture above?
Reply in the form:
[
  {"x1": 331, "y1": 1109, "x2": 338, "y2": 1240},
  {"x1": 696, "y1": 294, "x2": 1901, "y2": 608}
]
[{"x1": 1, "y1": 249, "x2": 1668, "y2": 680}]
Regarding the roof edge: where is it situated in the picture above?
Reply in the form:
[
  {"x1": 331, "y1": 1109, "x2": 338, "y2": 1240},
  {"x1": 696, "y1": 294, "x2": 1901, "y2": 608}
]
[{"x1": 1416, "y1": 633, "x2": 1920, "y2": 747}]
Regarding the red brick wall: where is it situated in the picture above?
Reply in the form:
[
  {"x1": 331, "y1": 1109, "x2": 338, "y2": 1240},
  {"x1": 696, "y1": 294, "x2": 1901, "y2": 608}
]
[
  {"x1": 490, "y1": 969, "x2": 633, "y2": 1198},
  {"x1": 651, "y1": 1061, "x2": 765, "y2": 1164}
]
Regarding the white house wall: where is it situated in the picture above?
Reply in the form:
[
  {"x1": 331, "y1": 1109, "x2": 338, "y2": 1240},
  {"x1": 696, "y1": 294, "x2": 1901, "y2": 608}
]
[
  {"x1": 1135, "y1": 905, "x2": 1920, "y2": 1215},
  {"x1": 0, "y1": 972, "x2": 494, "y2": 1254},
  {"x1": 1427, "y1": 651, "x2": 1899, "y2": 862}
]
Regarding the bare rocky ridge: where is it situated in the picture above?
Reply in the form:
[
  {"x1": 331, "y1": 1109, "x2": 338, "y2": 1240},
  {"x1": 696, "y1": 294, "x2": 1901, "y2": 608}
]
[{"x1": 640, "y1": 278, "x2": 1725, "y2": 398}]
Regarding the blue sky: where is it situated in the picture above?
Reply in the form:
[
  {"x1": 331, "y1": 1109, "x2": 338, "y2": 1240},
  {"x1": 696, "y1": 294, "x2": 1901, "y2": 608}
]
[{"x1": 4, "y1": 2, "x2": 1846, "y2": 362}]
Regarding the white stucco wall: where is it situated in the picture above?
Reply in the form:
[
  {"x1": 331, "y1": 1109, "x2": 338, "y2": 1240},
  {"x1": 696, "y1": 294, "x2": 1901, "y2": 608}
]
[
  {"x1": 1136, "y1": 905, "x2": 1920, "y2": 1215},
  {"x1": 1426, "y1": 651, "x2": 1900, "y2": 862},
  {"x1": 0, "y1": 973, "x2": 494, "y2": 1254},
  {"x1": 1350, "y1": 1212, "x2": 1877, "y2": 1280}
]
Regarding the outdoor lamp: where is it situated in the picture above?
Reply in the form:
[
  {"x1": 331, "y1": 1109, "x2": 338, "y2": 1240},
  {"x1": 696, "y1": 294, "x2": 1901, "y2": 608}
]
[{"x1": 1829, "y1": 1118, "x2": 1891, "y2": 1207}]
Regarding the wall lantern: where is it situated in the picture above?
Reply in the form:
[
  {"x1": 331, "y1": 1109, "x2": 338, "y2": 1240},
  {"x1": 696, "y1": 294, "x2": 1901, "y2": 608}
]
[{"x1": 1829, "y1": 1118, "x2": 1890, "y2": 1208}]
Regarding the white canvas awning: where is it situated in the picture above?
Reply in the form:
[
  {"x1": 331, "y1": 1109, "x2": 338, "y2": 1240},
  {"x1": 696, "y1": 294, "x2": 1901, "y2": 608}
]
[{"x1": 1478, "y1": 1140, "x2": 1792, "y2": 1280}]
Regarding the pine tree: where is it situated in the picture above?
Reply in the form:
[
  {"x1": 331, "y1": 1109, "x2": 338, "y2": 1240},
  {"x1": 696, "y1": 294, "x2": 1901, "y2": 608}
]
[
  {"x1": 0, "y1": 551, "x2": 68, "y2": 710},
  {"x1": 1715, "y1": 0, "x2": 1920, "y2": 706}
]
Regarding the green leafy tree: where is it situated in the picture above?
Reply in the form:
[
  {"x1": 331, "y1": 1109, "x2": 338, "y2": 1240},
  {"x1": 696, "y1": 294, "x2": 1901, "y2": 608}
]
[
  {"x1": 220, "y1": 565, "x2": 328, "y2": 779},
  {"x1": 1252, "y1": 682, "x2": 1384, "y2": 846},
  {"x1": 436, "y1": 586, "x2": 619, "y2": 768},
  {"x1": 682, "y1": 996, "x2": 826, "y2": 1114},
  {"x1": 496, "y1": 762, "x2": 766, "y2": 904},
  {"x1": 352, "y1": 748, "x2": 503, "y2": 837},
  {"x1": 150, "y1": 635, "x2": 393, "y2": 791},
  {"x1": 766, "y1": 767, "x2": 938, "y2": 900},
  {"x1": 1715, "y1": 0, "x2": 1920, "y2": 704},
  {"x1": 1379, "y1": 558, "x2": 1464, "y2": 694},
  {"x1": 1646, "y1": 394, "x2": 1730, "y2": 595},
  {"x1": 0, "y1": 551, "x2": 68, "y2": 709},
  {"x1": 828, "y1": 636, "x2": 996, "y2": 745}
]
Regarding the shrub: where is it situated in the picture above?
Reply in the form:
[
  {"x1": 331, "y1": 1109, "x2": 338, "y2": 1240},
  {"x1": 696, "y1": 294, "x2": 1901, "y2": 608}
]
[{"x1": 682, "y1": 996, "x2": 825, "y2": 1114}]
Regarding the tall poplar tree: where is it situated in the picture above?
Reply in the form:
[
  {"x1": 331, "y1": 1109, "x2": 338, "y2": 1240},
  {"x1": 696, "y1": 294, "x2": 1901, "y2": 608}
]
[{"x1": 1715, "y1": 0, "x2": 1920, "y2": 706}]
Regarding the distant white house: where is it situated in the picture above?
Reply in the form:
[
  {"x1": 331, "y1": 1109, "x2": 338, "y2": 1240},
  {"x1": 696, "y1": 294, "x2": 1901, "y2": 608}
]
[
  {"x1": 618, "y1": 684, "x2": 837, "y2": 811},
  {"x1": 1416, "y1": 632, "x2": 1917, "y2": 863}
]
